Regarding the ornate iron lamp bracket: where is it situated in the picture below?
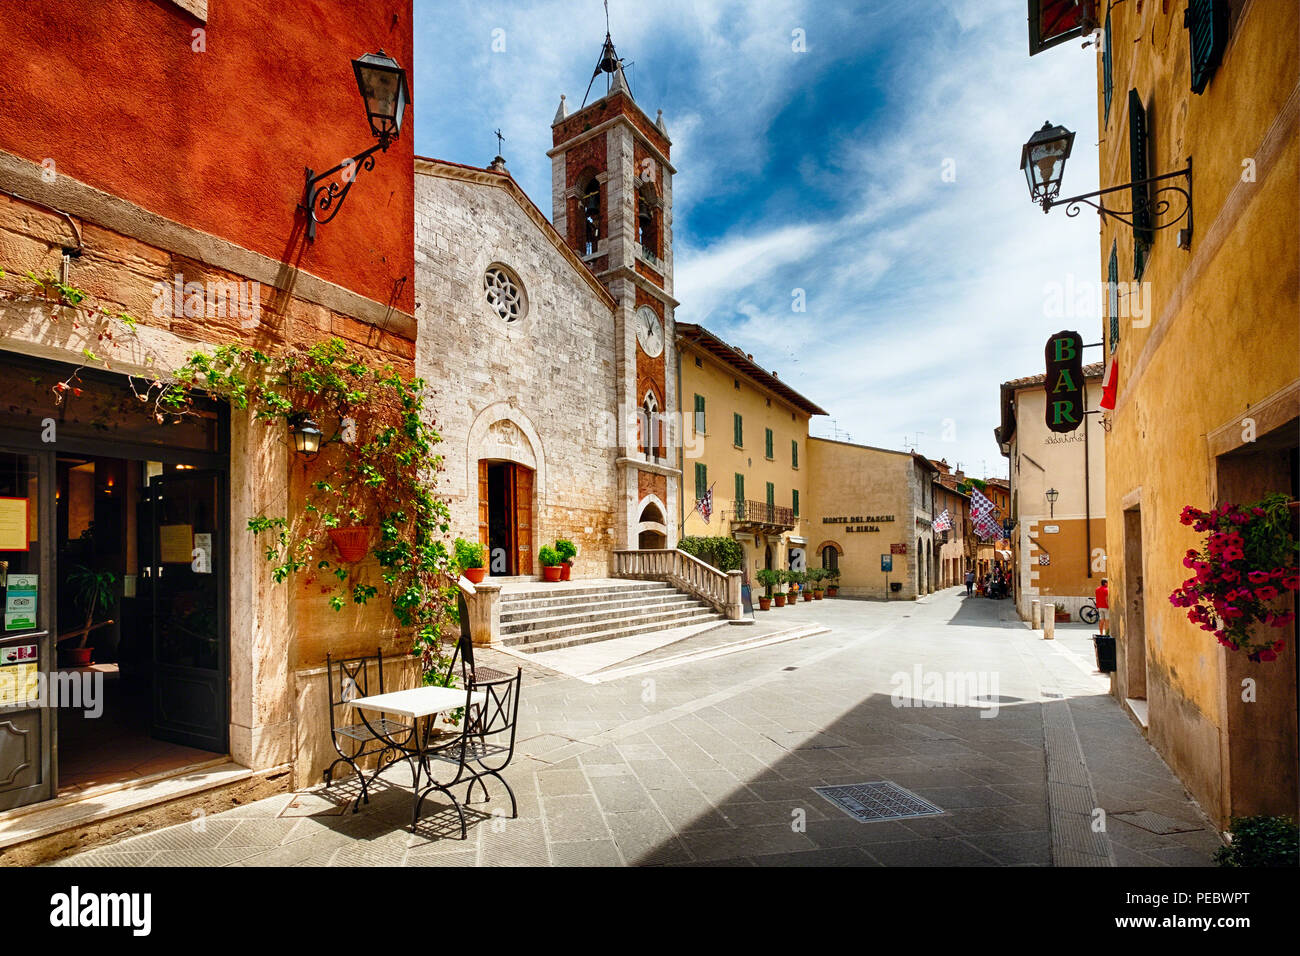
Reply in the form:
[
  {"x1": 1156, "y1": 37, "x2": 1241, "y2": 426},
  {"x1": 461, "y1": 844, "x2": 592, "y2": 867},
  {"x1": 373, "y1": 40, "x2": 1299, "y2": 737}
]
[
  {"x1": 302, "y1": 138, "x2": 391, "y2": 242},
  {"x1": 1042, "y1": 159, "x2": 1193, "y2": 242}
]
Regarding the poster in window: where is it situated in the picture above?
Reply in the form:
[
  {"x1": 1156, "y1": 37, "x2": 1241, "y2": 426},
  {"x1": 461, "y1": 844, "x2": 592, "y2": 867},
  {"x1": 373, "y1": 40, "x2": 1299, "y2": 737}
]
[
  {"x1": 0, "y1": 497, "x2": 30, "y2": 552},
  {"x1": 159, "y1": 524, "x2": 195, "y2": 564}
]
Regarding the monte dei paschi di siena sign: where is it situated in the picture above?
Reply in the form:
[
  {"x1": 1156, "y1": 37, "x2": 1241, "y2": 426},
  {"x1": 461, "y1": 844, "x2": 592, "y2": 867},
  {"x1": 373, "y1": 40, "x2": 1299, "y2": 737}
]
[{"x1": 823, "y1": 515, "x2": 896, "y2": 533}]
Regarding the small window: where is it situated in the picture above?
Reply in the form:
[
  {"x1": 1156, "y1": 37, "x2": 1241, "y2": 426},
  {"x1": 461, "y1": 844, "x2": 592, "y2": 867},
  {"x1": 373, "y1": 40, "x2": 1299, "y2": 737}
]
[
  {"x1": 694, "y1": 356, "x2": 702, "y2": 368},
  {"x1": 693, "y1": 394, "x2": 706, "y2": 433},
  {"x1": 733, "y1": 379, "x2": 740, "y2": 390},
  {"x1": 765, "y1": 428, "x2": 774, "y2": 459},
  {"x1": 694, "y1": 462, "x2": 707, "y2": 501},
  {"x1": 733, "y1": 413, "x2": 743, "y2": 448},
  {"x1": 792, "y1": 439, "x2": 799, "y2": 469},
  {"x1": 580, "y1": 176, "x2": 601, "y2": 256},
  {"x1": 1186, "y1": 0, "x2": 1229, "y2": 95},
  {"x1": 792, "y1": 489, "x2": 800, "y2": 518},
  {"x1": 734, "y1": 472, "x2": 745, "y2": 503},
  {"x1": 484, "y1": 264, "x2": 526, "y2": 322}
]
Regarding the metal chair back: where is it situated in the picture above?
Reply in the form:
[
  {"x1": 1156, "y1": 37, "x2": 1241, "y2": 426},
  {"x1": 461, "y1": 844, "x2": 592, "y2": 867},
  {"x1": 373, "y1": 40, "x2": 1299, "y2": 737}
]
[{"x1": 325, "y1": 648, "x2": 385, "y2": 735}]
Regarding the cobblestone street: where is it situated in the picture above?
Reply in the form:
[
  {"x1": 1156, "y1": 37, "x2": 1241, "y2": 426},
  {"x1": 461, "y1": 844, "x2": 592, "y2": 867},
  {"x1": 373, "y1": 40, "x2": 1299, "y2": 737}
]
[{"x1": 48, "y1": 589, "x2": 1223, "y2": 867}]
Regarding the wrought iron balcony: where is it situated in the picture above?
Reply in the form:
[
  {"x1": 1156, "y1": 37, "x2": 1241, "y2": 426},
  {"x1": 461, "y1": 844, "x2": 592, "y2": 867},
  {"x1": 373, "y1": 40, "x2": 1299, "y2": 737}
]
[{"x1": 731, "y1": 499, "x2": 795, "y2": 531}]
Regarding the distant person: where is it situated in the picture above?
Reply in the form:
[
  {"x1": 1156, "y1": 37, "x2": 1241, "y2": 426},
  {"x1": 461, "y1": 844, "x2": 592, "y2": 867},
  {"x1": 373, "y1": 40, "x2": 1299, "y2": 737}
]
[
  {"x1": 964, "y1": 569, "x2": 974, "y2": 596},
  {"x1": 1095, "y1": 579, "x2": 1110, "y2": 635}
]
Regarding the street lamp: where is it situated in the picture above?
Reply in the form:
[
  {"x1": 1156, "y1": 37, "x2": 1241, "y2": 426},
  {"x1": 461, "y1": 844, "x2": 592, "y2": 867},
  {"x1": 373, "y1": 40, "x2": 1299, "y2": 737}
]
[
  {"x1": 302, "y1": 51, "x2": 411, "y2": 241},
  {"x1": 1045, "y1": 487, "x2": 1059, "y2": 518},
  {"x1": 1020, "y1": 121, "x2": 1075, "y2": 209},
  {"x1": 289, "y1": 415, "x2": 324, "y2": 460},
  {"x1": 1019, "y1": 120, "x2": 1192, "y2": 244}
]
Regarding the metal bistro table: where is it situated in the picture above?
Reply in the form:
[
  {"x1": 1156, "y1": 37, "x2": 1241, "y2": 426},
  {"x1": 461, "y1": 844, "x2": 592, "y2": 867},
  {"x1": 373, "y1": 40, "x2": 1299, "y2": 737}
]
[{"x1": 347, "y1": 684, "x2": 486, "y2": 828}]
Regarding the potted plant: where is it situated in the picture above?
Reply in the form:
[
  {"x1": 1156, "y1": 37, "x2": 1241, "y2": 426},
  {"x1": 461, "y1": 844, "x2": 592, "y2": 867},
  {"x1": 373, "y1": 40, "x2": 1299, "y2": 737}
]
[
  {"x1": 755, "y1": 568, "x2": 780, "y2": 611},
  {"x1": 326, "y1": 507, "x2": 373, "y2": 563},
  {"x1": 539, "y1": 545, "x2": 563, "y2": 582},
  {"x1": 64, "y1": 564, "x2": 117, "y2": 668},
  {"x1": 1170, "y1": 493, "x2": 1299, "y2": 662},
  {"x1": 454, "y1": 537, "x2": 488, "y2": 584},
  {"x1": 797, "y1": 570, "x2": 814, "y2": 601},
  {"x1": 774, "y1": 570, "x2": 788, "y2": 607},
  {"x1": 1054, "y1": 602, "x2": 1071, "y2": 623},
  {"x1": 555, "y1": 538, "x2": 577, "y2": 581},
  {"x1": 810, "y1": 568, "x2": 826, "y2": 600},
  {"x1": 826, "y1": 567, "x2": 841, "y2": 597}
]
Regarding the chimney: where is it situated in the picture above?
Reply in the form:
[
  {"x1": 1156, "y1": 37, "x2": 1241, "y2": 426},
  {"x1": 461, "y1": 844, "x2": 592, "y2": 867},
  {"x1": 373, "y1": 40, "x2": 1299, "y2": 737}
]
[{"x1": 488, "y1": 155, "x2": 508, "y2": 173}]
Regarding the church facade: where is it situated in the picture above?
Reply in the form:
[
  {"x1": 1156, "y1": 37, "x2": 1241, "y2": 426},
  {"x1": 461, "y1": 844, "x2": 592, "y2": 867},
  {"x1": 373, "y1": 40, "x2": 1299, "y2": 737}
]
[{"x1": 414, "y1": 43, "x2": 682, "y2": 576}]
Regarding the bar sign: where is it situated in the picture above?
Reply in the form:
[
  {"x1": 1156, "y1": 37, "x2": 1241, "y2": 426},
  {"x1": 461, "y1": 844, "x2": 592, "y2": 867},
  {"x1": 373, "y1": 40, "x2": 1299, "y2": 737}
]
[{"x1": 1045, "y1": 329, "x2": 1084, "y2": 433}]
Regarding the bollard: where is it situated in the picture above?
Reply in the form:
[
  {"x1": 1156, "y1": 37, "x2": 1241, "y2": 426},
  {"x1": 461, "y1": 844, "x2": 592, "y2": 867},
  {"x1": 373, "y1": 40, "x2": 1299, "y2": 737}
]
[
  {"x1": 1043, "y1": 613, "x2": 1055, "y2": 641},
  {"x1": 1031, "y1": 600, "x2": 1041, "y2": 630}
]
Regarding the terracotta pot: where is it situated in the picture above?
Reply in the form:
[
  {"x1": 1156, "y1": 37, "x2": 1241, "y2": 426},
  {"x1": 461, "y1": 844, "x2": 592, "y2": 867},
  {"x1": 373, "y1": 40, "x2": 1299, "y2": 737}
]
[
  {"x1": 803, "y1": 592, "x2": 814, "y2": 602},
  {"x1": 561, "y1": 562, "x2": 572, "y2": 581},
  {"x1": 759, "y1": 597, "x2": 771, "y2": 611},
  {"x1": 774, "y1": 594, "x2": 785, "y2": 607},
  {"x1": 327, "y1": 526, "x2": 372, "y2": 563},
  {"x1": 813, "y1": 590, "x2": 824, "y2": 600},
  {"x1": 827, "y1": 586, "x2": 838, "y2": 597},
  {"x1": 464, "y1": 567, "x2": 486, "y2": 584},
  {"x1": 64, "y1": 646, "x2": 93, "y2": 668},
  {"x1": 543, "y1": 565, "x2": 562, "y2": 582}
]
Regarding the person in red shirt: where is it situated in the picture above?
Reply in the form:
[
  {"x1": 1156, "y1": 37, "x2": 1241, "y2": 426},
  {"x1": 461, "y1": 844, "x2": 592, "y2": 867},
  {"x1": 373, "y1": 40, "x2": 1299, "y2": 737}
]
[{"x1": 1094, "y1": 579, "x2": 1110, "y2": 635}]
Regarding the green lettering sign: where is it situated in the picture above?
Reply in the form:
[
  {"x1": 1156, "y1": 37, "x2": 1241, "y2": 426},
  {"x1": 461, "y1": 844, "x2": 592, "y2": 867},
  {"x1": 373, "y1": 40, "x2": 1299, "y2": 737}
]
[{"x1": 1052, "y1": 401, "x2": 1078, "y2": 425}]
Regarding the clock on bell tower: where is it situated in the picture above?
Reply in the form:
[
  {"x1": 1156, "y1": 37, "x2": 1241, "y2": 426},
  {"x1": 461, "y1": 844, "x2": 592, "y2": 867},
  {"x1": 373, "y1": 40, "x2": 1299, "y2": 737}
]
[{"x1": 550, "y1": 30, "x2": 681, "y2": 550}]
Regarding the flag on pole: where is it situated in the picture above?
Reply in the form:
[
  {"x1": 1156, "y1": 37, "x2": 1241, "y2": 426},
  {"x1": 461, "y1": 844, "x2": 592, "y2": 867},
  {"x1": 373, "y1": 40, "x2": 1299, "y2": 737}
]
[
  {"x1": 933, "y1": 509, "x2": 952, "y2": 532},
  {"x1": 697, "y1": 483, "x2": 714, "y2": 524},
  {"x1": 969, "y1": 488, "x2": 1002, "y2": 540},
  {"x1": 1099, "y1": 357, "x2": 1119, "y2": 410}
]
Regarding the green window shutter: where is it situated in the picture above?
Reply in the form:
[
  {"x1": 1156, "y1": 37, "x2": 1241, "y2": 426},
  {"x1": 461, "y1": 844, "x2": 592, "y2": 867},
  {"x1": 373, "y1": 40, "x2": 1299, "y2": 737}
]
[
  {"x1": 792, "y1": 489, "x2": 800, "y2": 517},
  {"x1": 792, "y1": 439, "x2": 798, "y2": 468},
  {"x1": 1102, "y1": 13, "x2": 1113, "y2": 123},
  {"x1": 733, "y1": 413, "x2": 743, "y2": 447},
  {"x1": 1107, "y1": 242, "x2": 1120, "y2": 352},
  {"x1": 734, "y1": 472, "x2": 744, "y2": 503},
  {"x1": 694, "y1": 462, "x2": 707, "y2": 501},
  {"x1": 1128, "y1": 89, "x2": 1152, "y2": 276},
  {"x1": 694, "y1": 394, "x2": 705, "y2": 433},
  {"x1": 766, "y1": 482, "x2": 775, "y2": 509},
  {"x1": 765, "y1": 428, "x2": 774, "y2": 459},
  {"x1": 1186, "y1": 0, "x2": 1229, "y2": 96}
]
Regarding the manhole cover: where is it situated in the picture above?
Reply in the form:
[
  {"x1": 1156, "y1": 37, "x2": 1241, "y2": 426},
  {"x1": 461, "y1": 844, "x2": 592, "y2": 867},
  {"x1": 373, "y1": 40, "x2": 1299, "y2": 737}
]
[
  {"x1": 1111, "y1": 810, "x2": 1203, "y2": 835},
  {"x1": 812, "y1": 781, "x2": 944, "y2": 823}
]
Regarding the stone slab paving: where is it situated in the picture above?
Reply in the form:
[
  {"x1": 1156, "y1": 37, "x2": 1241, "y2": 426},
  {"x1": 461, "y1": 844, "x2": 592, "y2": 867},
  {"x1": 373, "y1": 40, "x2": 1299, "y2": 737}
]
[{"x1": 46, "y1": 588, "x2": 1224, "y2": 867}]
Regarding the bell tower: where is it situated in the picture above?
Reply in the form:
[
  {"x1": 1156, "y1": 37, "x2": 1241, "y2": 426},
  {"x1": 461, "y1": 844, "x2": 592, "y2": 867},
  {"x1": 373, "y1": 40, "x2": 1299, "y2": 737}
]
[{"x1": 550, "y1": 31, "x2": 679, "y2": 551}]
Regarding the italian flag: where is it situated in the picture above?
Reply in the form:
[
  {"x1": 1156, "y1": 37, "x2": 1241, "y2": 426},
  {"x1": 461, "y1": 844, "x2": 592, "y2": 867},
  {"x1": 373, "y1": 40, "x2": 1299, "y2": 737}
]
[{"x1": 1099, "y1": 358, "x2": 1119, "y2": 410}]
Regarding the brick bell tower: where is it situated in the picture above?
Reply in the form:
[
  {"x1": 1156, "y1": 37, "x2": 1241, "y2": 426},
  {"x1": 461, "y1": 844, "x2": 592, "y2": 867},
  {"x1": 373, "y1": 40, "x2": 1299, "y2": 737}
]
[{"x1": 550, "y1": 32, "x2": 680, "y2": 551}]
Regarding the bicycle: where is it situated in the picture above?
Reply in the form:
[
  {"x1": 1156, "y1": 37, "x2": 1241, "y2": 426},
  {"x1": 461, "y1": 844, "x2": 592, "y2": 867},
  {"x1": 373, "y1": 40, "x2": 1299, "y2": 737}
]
[{"x1": 1078, "y1": 601, "x2": 1100, "y2": 626}]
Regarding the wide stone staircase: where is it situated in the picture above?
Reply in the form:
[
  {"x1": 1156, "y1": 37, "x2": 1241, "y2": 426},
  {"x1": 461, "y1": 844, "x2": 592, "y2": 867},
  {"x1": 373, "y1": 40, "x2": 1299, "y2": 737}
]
[{"x1": 498, "y1": 579, "x2": 726, "y2": 654}]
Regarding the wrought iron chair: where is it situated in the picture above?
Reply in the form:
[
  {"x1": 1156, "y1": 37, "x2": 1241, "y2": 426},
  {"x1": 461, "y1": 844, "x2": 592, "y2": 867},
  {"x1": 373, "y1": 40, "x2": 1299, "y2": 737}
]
[
  {"x1": 412, "y1": 667, "x2": 523, "y2": 837},
  {"x1": 324, "y1": 648, "x2": 414, "y2": 811}
]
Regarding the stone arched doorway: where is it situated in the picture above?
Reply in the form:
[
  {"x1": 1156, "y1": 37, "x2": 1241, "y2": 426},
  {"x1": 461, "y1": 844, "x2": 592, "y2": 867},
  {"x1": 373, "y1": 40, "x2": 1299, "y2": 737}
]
[
  {"x1": 467, "y1": 405, "x2": 544, "y2": 577},
  {"x1": 635, "y1": 497, "x2": 668, "y2": 549}
]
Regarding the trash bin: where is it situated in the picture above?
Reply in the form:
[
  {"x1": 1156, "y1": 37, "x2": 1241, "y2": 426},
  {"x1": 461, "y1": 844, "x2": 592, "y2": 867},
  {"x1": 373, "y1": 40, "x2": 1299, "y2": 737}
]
[{"x1": 1093, "y1": 635, "x2": 1116, "y2": 672}]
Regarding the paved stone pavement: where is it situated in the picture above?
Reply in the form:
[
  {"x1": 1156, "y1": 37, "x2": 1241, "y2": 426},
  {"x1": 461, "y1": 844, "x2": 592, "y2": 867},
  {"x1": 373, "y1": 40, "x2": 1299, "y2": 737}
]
[{"x1": 49, "y1": 588, "x2": 1224, "y2": 867}]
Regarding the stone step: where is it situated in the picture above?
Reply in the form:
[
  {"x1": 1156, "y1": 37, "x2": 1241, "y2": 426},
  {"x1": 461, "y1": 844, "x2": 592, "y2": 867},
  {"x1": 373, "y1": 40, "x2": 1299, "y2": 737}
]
[
  {"x1": 500, "y1": 591, "x2": 701, "y2": 625},
  {"x1": 501, "y1": 605, "x2": 725, "y2": 647},
  {"x1": 506, "y1": 610, "x2": 727, "y2": 654},
  {"x1": 501, "y1": 598, "x2": 711, "y2": 636},
  {"x1": 500, "y1": 586, "x2": 679, "y2": 614},
  {"x1": 499, "y1": 581, "x2": 673, "y2": 606}
]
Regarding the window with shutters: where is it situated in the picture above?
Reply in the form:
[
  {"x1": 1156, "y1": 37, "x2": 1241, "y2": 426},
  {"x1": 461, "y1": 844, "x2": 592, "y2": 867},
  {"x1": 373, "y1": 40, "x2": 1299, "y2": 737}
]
[
  {"x1": 693, "y1": 394, "x2": 706, "y2": 434},
  {"x1": 1186, "y1": 0, "x2": 1229, "y2": 95},
  {"x1": 1107, "y1": 242, "x2": 1120, "y2": 352},
  {"x1": 792, "y1": 439, "x2": 799, "y2": 469},
  {"x1": 766, "y1": 482, "x2": 775, "y2": 512},
  {"x1": 695, "y1": 462, "x2": 707, "y2": 501},
  {"x1": 1102, "y1": 12, "x2": 1113, "y2": 123},
  {"x1": 734, "y1": 472, "x2": 745, "y2": 503},
  {"x1": 1128, "y1": 89, "x2": 1152, "y2": 280},
  {"x1": 733, "y1": 413, "x2": 743, "y2": 448},
  {"x1": 792, "y1": 489, "x2": 800, "y2": 518},
  {"x1": 765, "y1": 428, "x2": 774, "y2": 459}
]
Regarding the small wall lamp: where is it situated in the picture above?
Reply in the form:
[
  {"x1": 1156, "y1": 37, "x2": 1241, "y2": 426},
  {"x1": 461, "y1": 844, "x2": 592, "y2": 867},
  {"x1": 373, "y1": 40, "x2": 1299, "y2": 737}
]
[{"x1": 1045, "y1": 487, "x2": 1059, "y2": 517}]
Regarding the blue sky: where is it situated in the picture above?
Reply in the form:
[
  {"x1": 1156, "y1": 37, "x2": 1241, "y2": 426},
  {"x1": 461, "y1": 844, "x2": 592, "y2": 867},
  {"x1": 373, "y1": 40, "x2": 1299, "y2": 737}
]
[{"x1": 413, "y1": 0, "x2": 1101, "y2": 480}]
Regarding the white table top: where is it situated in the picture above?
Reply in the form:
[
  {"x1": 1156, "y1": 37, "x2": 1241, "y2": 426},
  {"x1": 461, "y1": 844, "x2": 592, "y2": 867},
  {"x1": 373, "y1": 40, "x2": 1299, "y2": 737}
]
[{"x1": 350, "y1": 685, "x2": 486, "y2": 720}]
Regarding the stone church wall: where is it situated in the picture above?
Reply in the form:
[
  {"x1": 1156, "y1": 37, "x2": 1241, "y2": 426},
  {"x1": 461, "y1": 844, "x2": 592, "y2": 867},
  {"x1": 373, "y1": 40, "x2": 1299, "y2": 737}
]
[{"x1": 414, "y1": 165, "x2": 621, "y2": 576}]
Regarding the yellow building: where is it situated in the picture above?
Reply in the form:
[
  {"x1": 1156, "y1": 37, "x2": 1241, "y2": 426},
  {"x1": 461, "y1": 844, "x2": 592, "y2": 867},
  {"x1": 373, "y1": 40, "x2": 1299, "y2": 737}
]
[
  {"x1": 996, "y1": 366, "x2": 1107, "y2": 622},
  {"x1": 1077, "y1": 2, "x2": 1296, "y2": 823},
  {"x1": 806, "y1": 439, "x2": 939, "y2": 599},
  {"x1": 676, "y1": 323, "x2": 826, "y2": 579}
]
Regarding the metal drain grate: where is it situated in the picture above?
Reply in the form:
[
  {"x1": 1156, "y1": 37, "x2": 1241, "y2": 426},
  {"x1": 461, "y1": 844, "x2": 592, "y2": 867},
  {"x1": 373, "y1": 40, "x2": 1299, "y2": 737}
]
[
  {"x1": 812, "y1": 781, "x2": 944, "y2": 823},
  {"x1": 1111, "y1": 810, "x2": 1203, "y2": 835}
]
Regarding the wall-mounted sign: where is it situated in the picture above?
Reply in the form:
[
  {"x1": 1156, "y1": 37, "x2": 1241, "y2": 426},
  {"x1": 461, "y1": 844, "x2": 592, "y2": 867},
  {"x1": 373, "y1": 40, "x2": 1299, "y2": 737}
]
[
  {"x1": 0, "y1": 651, "x2": 39, "y2": 707},
  {"x1": 890, "y1": 543, "x2": 907, "y2": 555},
  {"x1": 0, "y1": 497, "x2": 29, "y2": 552},
  {"x1": 159, "y1": 524, "x2": 194, "y2": 564},
  {"x1": 1044, "y1": 329, "x2": 1084, "y2": 434},
  {"x1": 4, "y1": 573, "x2": 37, "y2": 631},
  {"x1": 825, "y1": 515, "x2": 894, "y2": 533},
  {"x1": 1042, "y1": 525, "x2": 1060, "y2": 534},
  {"x1": 880, "y1": 554, "x2": 893, "y2": 572}
]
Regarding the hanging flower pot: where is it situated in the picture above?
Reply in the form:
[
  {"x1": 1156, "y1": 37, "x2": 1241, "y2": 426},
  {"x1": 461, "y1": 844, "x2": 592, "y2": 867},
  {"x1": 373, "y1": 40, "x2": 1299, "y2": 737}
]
[{"x1": 328, "y1": 526, "x2": 373, "y2": 563}]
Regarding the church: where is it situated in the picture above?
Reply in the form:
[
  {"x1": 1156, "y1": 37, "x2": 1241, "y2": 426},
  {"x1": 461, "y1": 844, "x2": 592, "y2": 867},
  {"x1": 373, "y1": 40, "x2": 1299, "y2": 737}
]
[{"x1": 414, "y1": 34, "x2": 680, "y2": 577}]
